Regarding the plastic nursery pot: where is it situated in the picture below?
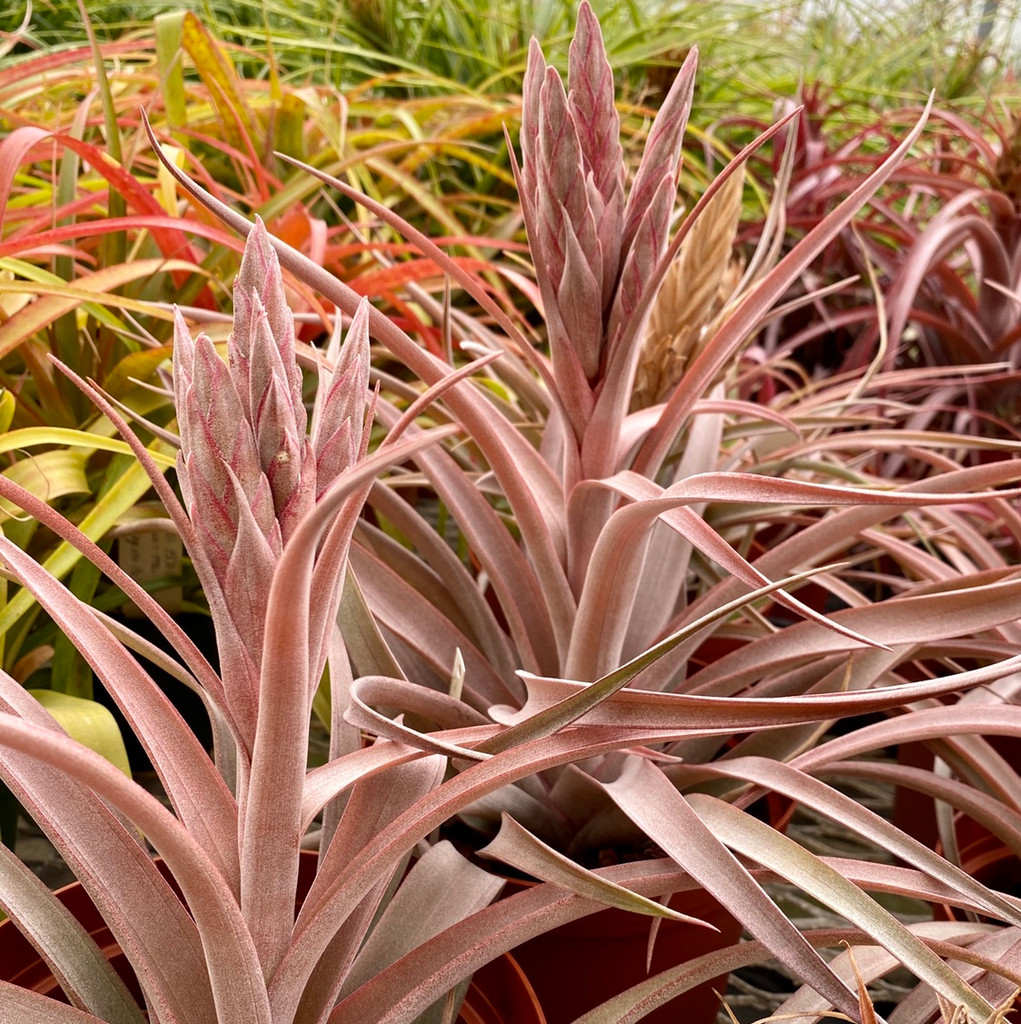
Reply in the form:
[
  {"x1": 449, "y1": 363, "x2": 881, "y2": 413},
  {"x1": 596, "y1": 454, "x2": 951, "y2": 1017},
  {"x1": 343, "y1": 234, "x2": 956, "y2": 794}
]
[
  {"x1": 0, "y1": 852, "x2": 545, "y2": 1024},
  {"x1": 895, "y1": 736, "x2": 1021, "y2": 852},
  {"x1": 505, "y1": 881, "x2": 742, "y2": 1024},
  {"x1": 460, "y1": 952, "x2": 545, "y2": 1024},
  {"x1": 935, "y1": 814, "x2": 1021, "y2": 923}
]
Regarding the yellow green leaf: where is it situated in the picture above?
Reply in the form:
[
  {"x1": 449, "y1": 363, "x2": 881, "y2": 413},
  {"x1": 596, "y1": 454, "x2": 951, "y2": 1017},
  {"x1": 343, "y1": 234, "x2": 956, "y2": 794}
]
[
  {"x1": 274, "y1": 93, "x2": 307, "y2": 162},
  {"x1": 0, "y1": 450, "x2": 90, "y2": 522},
  {"x1": 104, "y1": 345, "x2": 175, "y2": 400},
  {"x1": 0, "y1": 450, "x2": 173, "y2": 640},
  {"x1": 181, "y1": 12, "x2": 260, "y2": 150},
  {"x1": 0, "y1": 428, "x2": 175, "y2": 470},
  {"x1": 155, "y1": 11, "x2": 188, "y2": 143},
  {"x1": 0, "y1": 258, "x2": 195, "y2": 361},
  {"x1": 155, "y1": 144, "x2": 188, "y2": 216},
  {"x1": 0, "y1": 390, "x2": 14, "y2": 435},
  {"x1": 29, "y1": 689, "x2": 131, "y2": 778}
]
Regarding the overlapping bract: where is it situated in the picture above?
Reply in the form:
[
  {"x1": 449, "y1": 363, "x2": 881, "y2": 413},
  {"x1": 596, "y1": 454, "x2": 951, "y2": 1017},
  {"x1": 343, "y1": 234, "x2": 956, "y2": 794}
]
[
  {"x1": 519, "y1": 0, "x2": 695, "y2": 439},
  {"x1": 173, "y1": 217, "x2": 369, "y2": 699}
]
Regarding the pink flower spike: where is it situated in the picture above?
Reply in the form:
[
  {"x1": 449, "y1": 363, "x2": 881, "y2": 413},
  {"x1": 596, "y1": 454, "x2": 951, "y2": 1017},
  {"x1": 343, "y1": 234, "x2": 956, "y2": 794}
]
[{"x1": 620, "y1": 46, "x2": 697, "y2": 258}]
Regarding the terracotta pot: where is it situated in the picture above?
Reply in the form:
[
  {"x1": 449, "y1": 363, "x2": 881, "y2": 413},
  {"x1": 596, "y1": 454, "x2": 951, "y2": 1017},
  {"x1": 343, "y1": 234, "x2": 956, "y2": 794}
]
[
  {"x1": 1, "y1": 878, "x2": 122, "y2": 998},
  {"x1": 506, "y1": 883, "x2": 742, "y2": 1024},
  {"x1": 0, "y1": 854, "x2": 544, "y2": 1024}
]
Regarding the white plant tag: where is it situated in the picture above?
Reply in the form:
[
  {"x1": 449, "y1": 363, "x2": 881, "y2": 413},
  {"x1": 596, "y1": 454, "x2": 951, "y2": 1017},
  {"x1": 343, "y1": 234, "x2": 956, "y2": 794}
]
[{"x1": 118, "y1": 530, "x2": 183, "y2": 617}]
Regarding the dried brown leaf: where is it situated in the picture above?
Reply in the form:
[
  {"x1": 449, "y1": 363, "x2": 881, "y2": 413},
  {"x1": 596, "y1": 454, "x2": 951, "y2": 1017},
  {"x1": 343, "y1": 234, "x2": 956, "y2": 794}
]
[{"x1": 632, "y1": 168, "x2": 745, "y2": 409}]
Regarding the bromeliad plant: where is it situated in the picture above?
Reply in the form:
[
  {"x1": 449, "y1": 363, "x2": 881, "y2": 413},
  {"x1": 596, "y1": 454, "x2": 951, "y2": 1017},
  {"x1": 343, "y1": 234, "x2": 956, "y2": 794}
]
[
  {"x1": 3, "y1": 6, "x2": 1021, "y2": 1024},
  {"x1": 0, "y1": 217, "x2": 730, "y2": 1024},
  {"x1": 4, "y1": 216, "x2": 1010, "y2": 1024},
  {"x1": 138, "y1": 3, "x2": 1021, "y2": 1019},
  {"x1": 712, "y1": 90, "x2": 1021, "y2": 439}
]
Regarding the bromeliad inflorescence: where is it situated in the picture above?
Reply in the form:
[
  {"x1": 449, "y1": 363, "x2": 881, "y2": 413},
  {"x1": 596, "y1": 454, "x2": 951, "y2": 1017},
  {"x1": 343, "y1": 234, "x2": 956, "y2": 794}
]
[
  {"x1": 172, "y1": 217, "x2": 370, "y2": 743},
  {"x1": 518, "y1": 1, "x2": 695, "y2": 453}
]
